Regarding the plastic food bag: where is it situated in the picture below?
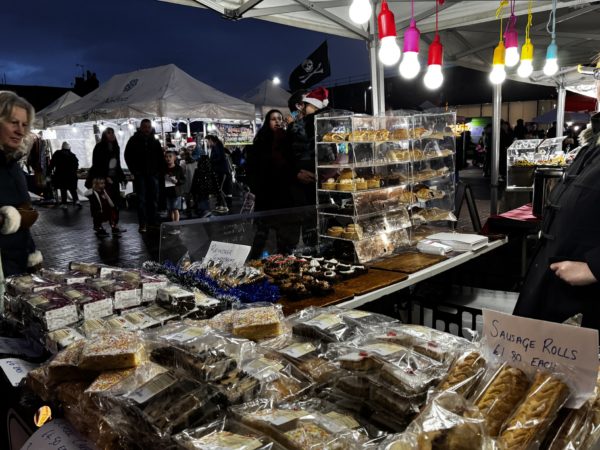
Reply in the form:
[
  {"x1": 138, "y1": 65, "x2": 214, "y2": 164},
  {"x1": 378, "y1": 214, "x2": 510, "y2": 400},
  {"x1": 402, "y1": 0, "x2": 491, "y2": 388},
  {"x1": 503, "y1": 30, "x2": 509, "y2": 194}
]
[
  {"x1": 498, "y1": 371, "x2": 570, "y2": 450},
  {"x1": 173, "y1": 417, "x2": 280, "y2": 450},
  {"x1": 436, "y1": 351, "x2": 487, "y2": 396},
  {"x1": 379, "y1": 391, "x2": 496, "y2": 450},
  {"x1": 471, "y1": 363, "x2": 530, "y2": 437}
]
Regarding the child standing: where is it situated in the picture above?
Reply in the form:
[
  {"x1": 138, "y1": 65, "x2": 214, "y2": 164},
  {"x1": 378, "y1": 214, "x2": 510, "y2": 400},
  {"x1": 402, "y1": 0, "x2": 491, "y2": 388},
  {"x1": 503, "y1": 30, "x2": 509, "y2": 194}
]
[
  {"x1": 164, "y1": 150, "x2": 185, "y2": 227},
  {"x1": 88, "y1": 178, "x2": 123, "y2": 236}
]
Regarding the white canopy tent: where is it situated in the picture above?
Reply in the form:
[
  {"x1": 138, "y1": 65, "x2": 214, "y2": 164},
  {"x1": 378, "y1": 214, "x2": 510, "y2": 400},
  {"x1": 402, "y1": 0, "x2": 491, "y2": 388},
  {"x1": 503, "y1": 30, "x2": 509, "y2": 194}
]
[
  {"x1": 241, "y1": 79, "x2": 291, "y2": 118},
  {"x1": 159, "y1": 0, "x2": 600, "y2": 214},
  {"x1": 34, "y1": 91, "x2": 81, "y2": 129},
  {"x1": 44, "y1": 64, "x2": 255, "y2": 168},
  {"x1": 47, "y1": 63, "x2": 255, "y2": 126}
]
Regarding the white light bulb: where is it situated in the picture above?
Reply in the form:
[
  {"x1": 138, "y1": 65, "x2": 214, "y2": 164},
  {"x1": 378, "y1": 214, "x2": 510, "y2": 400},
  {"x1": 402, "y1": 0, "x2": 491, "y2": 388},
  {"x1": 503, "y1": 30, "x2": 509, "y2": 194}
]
[
  {"x1": 489, "y1": 65, "x2": 506, "y2": 84},
  {"x1": 505, "y1": 47, "x2": 520, "y2": 67},
  {"x1": 517, "y1": 59, "x2": 533, "y2": 78},
  {"x1": 98, "y1": 124, "x2": 106, "y2": 132},
  {"x1": 71, "y1": 126, "x2": 78, "y2": 133},
  {"x1": 543, "y1": 58, "x2": 559, "y2": 76},
  {"x1": 424, "y1": 65, "x2": 443, "y2": 90},
  {"x1": 128, "y1": 123, "x2": 134, "y2": 130},
  {"x1": 349, "y1": 0, "x2": 372, "y2": 25},
  {"x1": 272, "y1": 76, "x2": 281, "y2": 85},
  {"x1": 378, "y1": 36, "x2": 401, "y2": 66},
  {"x1": 399, "y1": 52, "x2": 420, "y2": 79}
]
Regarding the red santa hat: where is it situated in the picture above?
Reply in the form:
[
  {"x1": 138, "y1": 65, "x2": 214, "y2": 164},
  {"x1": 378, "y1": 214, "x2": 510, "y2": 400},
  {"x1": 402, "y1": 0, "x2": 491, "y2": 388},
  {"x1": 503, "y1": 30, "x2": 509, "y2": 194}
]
[{"x1": 302, "y1": 87, "x2": 329, "y2": 110}]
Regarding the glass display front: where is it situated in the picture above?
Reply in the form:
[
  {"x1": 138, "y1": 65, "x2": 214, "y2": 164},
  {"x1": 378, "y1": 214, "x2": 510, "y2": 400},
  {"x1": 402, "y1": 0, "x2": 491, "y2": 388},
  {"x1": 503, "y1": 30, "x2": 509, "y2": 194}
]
[
  {"x1": 315, "y1": 111, "x2": 457, "y2": 263},
  {"x1": 507, "y1": 137, "x2": 567, "y2": 188}
]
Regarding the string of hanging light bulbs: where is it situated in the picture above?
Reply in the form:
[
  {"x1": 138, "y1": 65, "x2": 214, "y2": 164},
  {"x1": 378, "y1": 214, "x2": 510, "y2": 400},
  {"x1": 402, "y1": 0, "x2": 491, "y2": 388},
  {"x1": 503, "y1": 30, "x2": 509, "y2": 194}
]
[{"x1": 347, "y1": 0, "x2": 558, "y2": 88}]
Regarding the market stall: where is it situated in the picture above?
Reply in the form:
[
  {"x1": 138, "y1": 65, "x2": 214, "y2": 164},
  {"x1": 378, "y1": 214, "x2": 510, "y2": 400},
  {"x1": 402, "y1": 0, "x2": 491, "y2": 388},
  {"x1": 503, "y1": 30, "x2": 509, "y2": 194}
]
[
  {"x1": 1, "y1": 246, "x2": 598, "y2": 449},
  {"x1": 43, "y1": 64, "x2": 255, "y2": 168}
]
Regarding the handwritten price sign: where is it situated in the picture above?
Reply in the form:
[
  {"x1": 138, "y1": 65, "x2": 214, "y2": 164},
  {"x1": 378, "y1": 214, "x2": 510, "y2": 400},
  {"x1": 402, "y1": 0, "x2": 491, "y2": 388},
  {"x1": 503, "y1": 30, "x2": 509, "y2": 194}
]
[
  {"x1": 204, "y1": 241, "x2": 251, "y2": 268},
  {"x1": 482, "y1": 309, "x2": 599, "y2": 408},
  {"x1": 21, "y1": 419, "x2": 95, "y2": 450},
  {"x1": 0, "y1": 358, "x2": 38, "y2": 386}
]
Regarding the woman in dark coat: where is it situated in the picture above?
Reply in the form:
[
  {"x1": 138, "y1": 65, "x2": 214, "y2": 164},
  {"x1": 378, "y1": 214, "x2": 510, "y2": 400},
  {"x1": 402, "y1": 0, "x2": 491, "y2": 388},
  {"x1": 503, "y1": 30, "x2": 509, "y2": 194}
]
[
  {"x1": 50, "y1": 141, "x2": 80, "y2": 208},
  {"x1": 513, "y1": 111, "x2": 600, "y2": 331},
  {"x1": 246, "y1": 109, "x2": 295, "y2": 211},
  {"x1": 0, "y1": 91, "x2": 42, "y2": 277},
  {"x1": 88, "y1": 128, "x2": 126, "y2": 229},
  {"x1": 246, "y1": 109, "x2": 298, "y2": 258},
  {"x1": 206, "y1": 134, "x2": 233, "y2": 213}
]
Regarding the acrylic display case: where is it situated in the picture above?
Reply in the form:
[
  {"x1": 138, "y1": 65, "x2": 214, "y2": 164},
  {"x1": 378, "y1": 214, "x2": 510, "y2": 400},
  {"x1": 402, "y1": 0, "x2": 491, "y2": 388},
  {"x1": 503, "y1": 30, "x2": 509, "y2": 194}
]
[
  {"x1": 507, "y1": 137, "x2": 567, "y2": 188},
  {"x1": 314, "y1": 111, "x2": 456, "y2": 263}
]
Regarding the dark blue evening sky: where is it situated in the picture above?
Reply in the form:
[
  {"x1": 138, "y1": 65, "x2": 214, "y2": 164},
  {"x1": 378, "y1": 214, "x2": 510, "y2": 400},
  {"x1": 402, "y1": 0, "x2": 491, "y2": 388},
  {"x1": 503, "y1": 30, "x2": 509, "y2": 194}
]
[{"x1": 1, "y1": 0, "x2": 370, "y2": 97}]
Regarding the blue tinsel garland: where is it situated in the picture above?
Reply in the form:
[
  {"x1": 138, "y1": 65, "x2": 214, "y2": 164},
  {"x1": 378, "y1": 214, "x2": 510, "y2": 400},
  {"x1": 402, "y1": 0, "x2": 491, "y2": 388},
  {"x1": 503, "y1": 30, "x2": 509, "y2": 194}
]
[{"x1": 143, "y1": 260, "x2": 280, "y2": 304}]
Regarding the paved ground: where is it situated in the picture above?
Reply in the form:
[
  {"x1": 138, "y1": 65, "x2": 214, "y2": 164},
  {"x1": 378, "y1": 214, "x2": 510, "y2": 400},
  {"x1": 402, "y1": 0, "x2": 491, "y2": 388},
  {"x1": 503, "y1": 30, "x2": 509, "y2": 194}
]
[{"x1": 32, "y1": 165, "x2": 511, "y2": 271}]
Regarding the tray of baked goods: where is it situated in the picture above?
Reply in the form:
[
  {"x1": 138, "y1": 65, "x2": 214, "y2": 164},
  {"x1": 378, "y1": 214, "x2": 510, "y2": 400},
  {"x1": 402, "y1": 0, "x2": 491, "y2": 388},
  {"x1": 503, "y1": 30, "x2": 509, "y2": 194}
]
[
  {"x1": 21, "y1": 299, "x2": 598, "y2": 450},
  {"x1": 321, "y1": 210, "x2": 412, "y2": 241},
  {"x1": 369, "y1": 250, "x2": 448, "y2": 273}
]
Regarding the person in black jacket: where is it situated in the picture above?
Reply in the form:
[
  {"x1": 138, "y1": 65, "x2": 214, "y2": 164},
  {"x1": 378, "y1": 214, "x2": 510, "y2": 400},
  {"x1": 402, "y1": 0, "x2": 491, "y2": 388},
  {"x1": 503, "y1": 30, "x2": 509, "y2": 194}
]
[
  {"x1": 0, "y1": 91, "x2": 42, "y2": 276},
  {"x1": 513, "y1": 75, "x2": 600, "y2": 331},
  {"x1": 88, "y1": 127, "x2": 126, "y2": 232},
  {"x1": 124, "y1": 119, "x2": 164, "y2": 233},
  {"x1": 206, "y1": 134, "x2": 233, "y2": 213},
  {"x1": 191, "y1": 145, "x2": 218, "y2": 218},
  {"x1": 246, "y1": 109, "x2": 298, "y2": 258},
  {"x1": 50, "y1": 141, "x2": 81, "y2": 209},
  {"x1": 286, "y1": 87, "x2": 330, "y2": 248}
]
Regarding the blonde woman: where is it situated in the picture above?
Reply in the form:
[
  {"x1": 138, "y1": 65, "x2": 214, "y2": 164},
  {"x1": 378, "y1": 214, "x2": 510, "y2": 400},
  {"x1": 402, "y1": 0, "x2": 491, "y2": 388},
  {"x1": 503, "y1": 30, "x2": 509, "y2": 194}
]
[{"x1": 0, "y1": 91, "x2": 42, "y2": 276}]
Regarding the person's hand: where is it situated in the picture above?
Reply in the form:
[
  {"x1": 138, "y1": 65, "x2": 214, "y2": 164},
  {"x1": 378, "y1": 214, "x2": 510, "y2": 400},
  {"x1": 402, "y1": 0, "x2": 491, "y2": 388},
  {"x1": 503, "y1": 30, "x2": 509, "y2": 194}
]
[
  {"x1": 284, "y1": 115, "x2": 294, "y2": 125},
  {"x1": 550, "y1": 261, "x2": 598, "y2": 286},
  {"x1": 106, "y1": 177, "x2": 113, "y2": 184},
  {"x1": 297, "y1": 170, "x2": 315, "y2": 184}
]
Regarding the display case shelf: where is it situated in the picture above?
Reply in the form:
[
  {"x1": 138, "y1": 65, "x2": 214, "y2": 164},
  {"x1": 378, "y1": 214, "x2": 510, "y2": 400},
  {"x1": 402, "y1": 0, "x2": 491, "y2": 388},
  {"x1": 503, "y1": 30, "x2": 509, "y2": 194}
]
[{"x1": 315, "y1": 111, "x2": 456, "y2": 263}]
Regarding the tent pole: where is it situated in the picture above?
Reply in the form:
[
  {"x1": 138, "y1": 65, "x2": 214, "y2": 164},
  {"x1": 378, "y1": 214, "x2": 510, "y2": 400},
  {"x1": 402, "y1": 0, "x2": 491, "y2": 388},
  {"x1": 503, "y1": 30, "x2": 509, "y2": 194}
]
[
  {"x1": 556, "y1": 83, "x2": 566, "y2": 138},
  {"x1": 491, "y1": 83, "x2": 502, "y2": 216},
  {"x1": 186, "y1": 120, "x2": 191, "y2": 138},
  {"x1": 160, "y1": 117, "x2": 166, "y2": 146},
  {"x1": 368, "y1": 9, "x2": 381, "y2": 115}
]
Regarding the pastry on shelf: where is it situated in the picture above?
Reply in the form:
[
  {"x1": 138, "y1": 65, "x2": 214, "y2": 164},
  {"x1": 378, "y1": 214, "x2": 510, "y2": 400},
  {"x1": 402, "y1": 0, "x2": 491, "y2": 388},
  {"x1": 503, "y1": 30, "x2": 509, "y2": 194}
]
[
  {"x1": 499, "y1": 372, "x2": 570, "y2": 450},
  {"x1": 322, "y1": 178, "x2": 337, "y2": 190},
  {"x1": 475, "y1": 365, "x2": 530, "y2": 437},
  {"x1": 79, "y1": 332, "x2": 144, "y2": 371},
  {"x1": 327, "y1": 226, "x2": 344, "y2": 238},
  {"x1": 437, "y1": 351, "x2": 485, "y2": 395},
  {"x1": 390, "y1": 128, "x2": 410, "y2": 140},
  {"x1": 399, "y1": 190, "x2": 417, "y2": 204},
  {"x1": 341, "y1": 223, "x2": 362, "y2": 240},
  {"x1": 336, "y1": 179, "x2": 355, "y2": 191},
  {"x1": 349, "y1": 130, "x2": 370, "y2": 142},
  {"x1": 412, "y1": 127, "x2": 427, "y2": 139},
  {"x1": 414, "y1": 168, "x2": 437, "y2": 182},
  {"x1": 374, "y1": 129, "x2": 390, "y2": 141},
  {"x1": 323, "y1": 132, "x2": 348, "y2": 142},
  {"x1": 367, "y1": 177, "x2": 380, "y2": 189},
  {"x1": 338, "y1": 168, "x2": 355, "y2": 180},
  {"x1": 415, "y1": 187, "x2": 446, "y2": 201},
  {"x1": 337, "y1": 351, "x2": 382, "y2": 371},
  {"x1": 355, "y1": 178, "x2": 368, "y2": 190},
  {"x1": 232, "y1": 306, "x2": 283, "y2": 340},
  {"x1": 436, "y1": 166, "x2": 451, "y2": 177}
]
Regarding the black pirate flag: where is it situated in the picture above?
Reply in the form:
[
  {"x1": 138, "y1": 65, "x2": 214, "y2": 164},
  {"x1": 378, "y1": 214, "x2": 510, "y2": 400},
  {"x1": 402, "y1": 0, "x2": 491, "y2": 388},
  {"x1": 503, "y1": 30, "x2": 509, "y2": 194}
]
[{"x1": 289, "y1": 41, "x2": 331, "y2": 92}]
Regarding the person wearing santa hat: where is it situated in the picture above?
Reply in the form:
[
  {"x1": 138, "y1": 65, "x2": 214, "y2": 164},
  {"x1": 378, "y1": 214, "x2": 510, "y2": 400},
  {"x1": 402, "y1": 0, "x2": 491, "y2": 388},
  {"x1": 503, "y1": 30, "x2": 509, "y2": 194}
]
[{"x1": 286, "y1": 86, "x2": 330, "y2": 246}]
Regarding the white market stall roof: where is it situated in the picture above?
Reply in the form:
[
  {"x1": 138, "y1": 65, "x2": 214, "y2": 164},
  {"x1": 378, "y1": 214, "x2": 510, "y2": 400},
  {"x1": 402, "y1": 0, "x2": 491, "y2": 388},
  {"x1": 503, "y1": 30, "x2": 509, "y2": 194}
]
[
  {"x1": 34, "y1": 91, "x2": 81, "y2": 128},
  {"x1": 241, "y1": 79, "x2": 291, "y2": 117},
  {"x1": 159, "y1": 0, "x2": 599, "y2": 87},
  {"x1": 47, "y1": 64, "x2": 255, "y2": 126}
]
